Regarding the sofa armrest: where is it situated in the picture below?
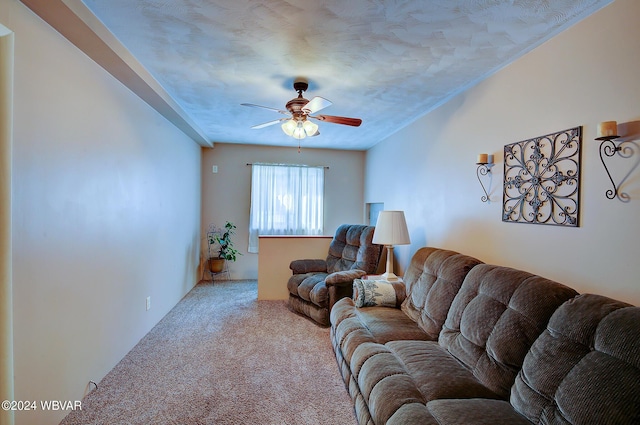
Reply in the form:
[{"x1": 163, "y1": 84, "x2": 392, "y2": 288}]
[
  {"x1": 325, "y1": 269, "x2": 367, "y2": 286},
  {"x1": 289, "y1": 259, "x2": 327, "y2": 274}
]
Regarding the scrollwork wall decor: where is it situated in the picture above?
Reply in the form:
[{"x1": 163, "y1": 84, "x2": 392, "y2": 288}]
[
  {"x1": 503, "y1": 127, "x2": 581, "y2": 226},
  {"x1": 598, "y1": 137, "x2": 638, "y2": 202},
  {"x1": 476, "y1": 153, "x2": 494, "y2": 203},
  {"x1": 595, "y1": 121, "x2": 639, "y2": 202},
  {"x1": 477, "y1": 163, "x2": 493, "y2": 202}
]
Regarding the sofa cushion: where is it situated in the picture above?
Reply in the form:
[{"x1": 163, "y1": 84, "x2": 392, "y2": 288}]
[
  {"x1": 353, "y1": 279, "x2": 397, "y2": 307},
  {"x1": 426, "y1": 399, "x2": 532, "y2": 425},
  {"x1": 385, "y1": 340, "x2": 503, "y2": 401},
  {"x1": 386, "y1": 403, "x2": 440, "y2": 425},
  {"x1": 401, "y1": 247, "x2": 484, "y2": 339},
  {"x1": 331, "y1": 297, "x2": 429, "y2": 367},
  {"x1": 349, "y1": 342, "x2": 426, "y2": 425},
  {"x1": 439, "y1": 264, "x2": 578, "y2": 399},
  {"x1": 351, "y1": 341, "x2": 502, "y2": 425},
  {"x1": 511, "y1": 293, "x2": 640, "y2": 425},
  {"x1": 286, "y1": 272, "x2": 328, "y2": 307}
]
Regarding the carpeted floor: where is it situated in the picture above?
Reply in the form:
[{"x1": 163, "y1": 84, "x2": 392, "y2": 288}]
[{"x1": 60, "y1": 280, "x2": 357, "y2": 425}]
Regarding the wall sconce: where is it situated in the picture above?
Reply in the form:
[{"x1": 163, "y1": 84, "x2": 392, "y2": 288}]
[
  {"x1": 476, "y1": 153, "x2": 494, "y2": 202},
  {"x1": 595, "y1": 121, "x2": 636, "y2": 202}
]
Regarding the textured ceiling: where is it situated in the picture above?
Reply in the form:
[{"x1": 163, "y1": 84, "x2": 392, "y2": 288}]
[{"x1": 36, "y1": 0, "x2": 612, "y2": 150}]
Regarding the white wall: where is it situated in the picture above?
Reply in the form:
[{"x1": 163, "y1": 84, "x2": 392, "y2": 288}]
[
  {"x1": 201, "y1": 143, "x2": 366, "y2": 279},
  {"x1": 366, "y1": 0, "x2": 640, "y2": 306},
  {"x1": 2, "y1": 1, "x2": 202, "y2": 424}
]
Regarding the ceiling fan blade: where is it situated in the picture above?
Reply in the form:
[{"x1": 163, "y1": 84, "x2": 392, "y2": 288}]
[
  {"x1": 251, "y1": 118, "x2": 287, "y2": 129},
  {"x1": 302, "y1": 96, "x2": 332, "y2": 114},
  {"x1": 241, "y1": 103, "x2": 289, "y2": 115},
  {"x1": 313, "y1": 115, "x2": 362, "y2": 127}
]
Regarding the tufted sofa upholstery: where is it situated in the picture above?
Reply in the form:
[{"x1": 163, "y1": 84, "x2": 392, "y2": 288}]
[
  {"x1": 438, "y1": 264, "x2": 580, "y2": 398},
  {"x1": 287, "y1": 224, "x2": 382, "y2": 326},
  {"x1": 424, "y1": 293, "x2": 640, "y2": 425},
  {"x1": 330, "y1": 247, "x2": 485, "y2": 423},
  {"x1": 400, "y1": 247, "x2": 484, "y2": 339},
  {"x1": 329, "y1": 247, "x2": 640, "y2": 424}
]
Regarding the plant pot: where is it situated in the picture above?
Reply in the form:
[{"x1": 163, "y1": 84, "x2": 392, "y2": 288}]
[{"x1": 208, "y1": 258, "x2": 226, "y2": 273}]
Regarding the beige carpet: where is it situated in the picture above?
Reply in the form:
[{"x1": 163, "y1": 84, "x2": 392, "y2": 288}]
[{"x1": 60, "y1": 280, "x2": 357, "y2": 425}]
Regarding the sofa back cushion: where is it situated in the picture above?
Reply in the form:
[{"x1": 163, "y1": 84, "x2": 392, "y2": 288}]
[
  {"x1": 326, "y1": 224, "x2": 381, "y2": 274},
  {"x1": 439, "y1": 264, "x2": 578, "y2": 399},
  {"x1": 511, "y1": 293, "x2": 640, "y2": 424},
  {"x1": 400, "y1": 247, "x2": 483, "y2": 339}
]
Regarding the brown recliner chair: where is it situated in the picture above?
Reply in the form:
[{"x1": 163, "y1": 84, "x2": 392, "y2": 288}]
[{"x1": 287, "y1": 224, "x2": 382, "y2": 326}]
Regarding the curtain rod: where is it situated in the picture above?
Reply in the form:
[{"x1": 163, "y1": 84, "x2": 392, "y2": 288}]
[{"x1": 246, "y1": 162, "x2": 329, "y2": 169}]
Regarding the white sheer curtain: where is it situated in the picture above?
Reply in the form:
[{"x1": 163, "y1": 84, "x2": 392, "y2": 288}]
[{"x1": 248, "y1": 163, "x2": 324, "y2": 253}]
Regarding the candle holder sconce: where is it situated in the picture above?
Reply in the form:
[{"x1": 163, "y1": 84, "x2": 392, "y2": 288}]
[
  {"x1": 596, "y1": 121, "x2": 638, "y2": 203},
  {"x1": 476, "y1": 154, "x2": 494, "y2": 203}
]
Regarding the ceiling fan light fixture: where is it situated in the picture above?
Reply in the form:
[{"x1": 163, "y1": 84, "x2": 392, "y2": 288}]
[
  {"x1": 292, "y1": 122, "x2": 306, "y2": 140},
  {"x1": 303, "y1": 119, "x2": 319, "y2": 137},
  {"x1": 245, "y1": 79, "x2": 362, "y2": 145},
  {"x1": 281, "y1": 119, "x2": 297, "y2": 136}
]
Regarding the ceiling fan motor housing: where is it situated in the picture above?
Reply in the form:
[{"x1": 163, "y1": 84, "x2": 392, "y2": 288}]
[
  {"x1": 286, "y1": 99, "x2": 310, "y2": 119},
  {"x1": 286, "y1": 81, "x2": 310, "y2": 119}
]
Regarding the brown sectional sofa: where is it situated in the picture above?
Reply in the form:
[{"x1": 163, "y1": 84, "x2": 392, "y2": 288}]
[{"x1": 330, "y1": 247, "x2": 640, "y2": 425}]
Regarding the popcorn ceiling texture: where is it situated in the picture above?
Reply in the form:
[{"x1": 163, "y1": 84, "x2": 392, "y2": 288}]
[{"x1": 83, "y1": 0, "x2": 611, "y2": 149}]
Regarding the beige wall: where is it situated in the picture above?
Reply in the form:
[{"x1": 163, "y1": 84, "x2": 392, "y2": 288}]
[
  {"x1": 366, "y1": 0, "x2": 640, "y2": 306},
  {"x1": 0, "y1": 23, "x2": 14, "y2": 425},
  {"x1": 257, "y1": 236, "x2": 333, "y2": 300},
  {"x1": 201, "y1": 143, "x2": 366, "y2": 279},
  {"x1": 2, "y1": 1, "x2": 202, "y2": 424}
]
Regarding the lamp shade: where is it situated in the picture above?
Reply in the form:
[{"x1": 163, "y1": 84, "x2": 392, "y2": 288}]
[{"x1": 373, "y1": 211, "x2": 410, "y2": 245}]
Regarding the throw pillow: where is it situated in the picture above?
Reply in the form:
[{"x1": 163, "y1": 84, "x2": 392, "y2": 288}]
[{"x1": 353, "y1": 279, "x2": 397, "y2": 308}]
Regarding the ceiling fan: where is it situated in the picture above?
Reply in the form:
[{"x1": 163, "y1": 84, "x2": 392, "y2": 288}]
[{"x1": 241, "y1": 79, "x2": 362, "y2": 140}]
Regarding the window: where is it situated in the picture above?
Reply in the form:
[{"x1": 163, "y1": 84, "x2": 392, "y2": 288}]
[{"x1": 248, "y1": 163, "x2": 324, "y2": 252}]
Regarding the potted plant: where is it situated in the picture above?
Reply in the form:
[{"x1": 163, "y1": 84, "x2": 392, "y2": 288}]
[{"x1": 207, "y1": 221, "x2": 241, "y2": 273}]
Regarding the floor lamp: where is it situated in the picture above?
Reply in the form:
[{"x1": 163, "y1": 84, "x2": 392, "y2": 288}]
[{"x1": 372, "y1": 210, "x2": 410, "y2": 281}]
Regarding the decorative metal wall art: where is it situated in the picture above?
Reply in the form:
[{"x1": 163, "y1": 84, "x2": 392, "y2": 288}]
[{"x1": 503, "y1": 126, "x2": 581, "y2": 226}]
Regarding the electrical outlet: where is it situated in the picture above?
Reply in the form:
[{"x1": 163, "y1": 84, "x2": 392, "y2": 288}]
[
  {"x1": 146, "y1": 296, "x2": 151, "y2": 311},
  {"x1": 212, "y1": 165, "x2": 218, "y2": 173}
]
